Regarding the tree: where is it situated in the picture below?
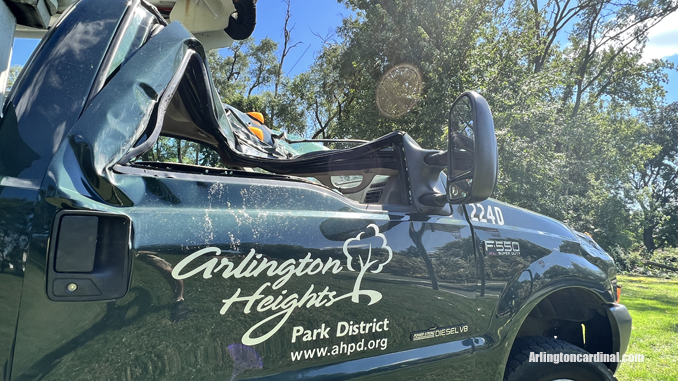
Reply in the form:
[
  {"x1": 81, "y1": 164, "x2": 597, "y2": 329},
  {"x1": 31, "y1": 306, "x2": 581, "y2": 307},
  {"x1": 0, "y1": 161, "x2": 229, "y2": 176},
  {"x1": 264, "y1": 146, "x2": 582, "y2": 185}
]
[
  {"x1": 208, "y1": 42, "x2": 251, "y2": 101},
  {"x1": 271, "y1": 73, "x2": 310, "y2": 135},
  {"x1": 628, "y1": 102, "x2": 678, "y2": 252},
  {"x1": 209, "y1": 36, "x2": 300, "y2": 130},
  {"x1": 246, "y1": 38, "x2": 279, "y2": 98},
  {"x1": 140, "y1": 137, "x2": 222, "y2": 167},
  {"x1": 331, "y1": 0, "x2": 496, "y2": 146},
  {"x1": 467, "y1": 0, "x2": 677, "y2": 249},
  {"x1": 5, "y1": 65, "x2": 22, "y2": 91},
  {"x1": 324, "y1": 0, "x2": 677, "y2": 251},
  {"x1": 202, "y1": 0, "x2": 678, "y2": 253},
  {"x1": 270, "y1": 0, "x2": 302, "y2": 127},
  {"x1": 207, "y1": 37, "x2": 276, "y2": 124},
  {"x1": 280, "y1": 42, "x2": 360, "y2": 138}
]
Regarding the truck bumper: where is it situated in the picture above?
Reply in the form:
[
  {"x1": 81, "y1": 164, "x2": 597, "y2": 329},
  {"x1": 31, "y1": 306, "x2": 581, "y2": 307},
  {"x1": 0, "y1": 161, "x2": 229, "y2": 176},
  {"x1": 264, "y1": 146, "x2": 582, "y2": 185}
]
[{"x1": 605, "y1": 303, "x2": 632, "y2": 374}]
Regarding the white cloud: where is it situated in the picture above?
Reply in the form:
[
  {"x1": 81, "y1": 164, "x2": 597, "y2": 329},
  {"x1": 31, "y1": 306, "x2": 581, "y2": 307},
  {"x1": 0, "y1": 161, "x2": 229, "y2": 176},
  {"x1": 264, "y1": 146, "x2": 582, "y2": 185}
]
[{"x1": 643, "y1": 11, "x2": 678, "y2": 62}]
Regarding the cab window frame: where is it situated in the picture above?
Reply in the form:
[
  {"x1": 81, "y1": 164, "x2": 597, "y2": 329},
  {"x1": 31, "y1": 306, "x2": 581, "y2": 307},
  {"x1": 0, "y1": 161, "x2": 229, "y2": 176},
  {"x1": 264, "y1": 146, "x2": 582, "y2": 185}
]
[{"x1": 85, "y1": 2, "x2": 160, "y2": 110}]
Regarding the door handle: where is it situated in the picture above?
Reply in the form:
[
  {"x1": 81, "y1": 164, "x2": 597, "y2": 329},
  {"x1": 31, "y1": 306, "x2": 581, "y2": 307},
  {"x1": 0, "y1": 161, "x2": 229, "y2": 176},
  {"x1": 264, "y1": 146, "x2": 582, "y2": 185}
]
[{"x1": 47, "y1": 211, "x2": 132, "y2": 301}]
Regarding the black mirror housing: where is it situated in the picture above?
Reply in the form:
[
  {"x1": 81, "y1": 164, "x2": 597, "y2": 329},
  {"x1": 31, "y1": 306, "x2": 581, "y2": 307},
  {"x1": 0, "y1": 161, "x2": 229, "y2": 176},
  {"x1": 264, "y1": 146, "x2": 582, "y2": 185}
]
[{"x1": 447, "y1": 91, "x2": 498, "y2": 204}]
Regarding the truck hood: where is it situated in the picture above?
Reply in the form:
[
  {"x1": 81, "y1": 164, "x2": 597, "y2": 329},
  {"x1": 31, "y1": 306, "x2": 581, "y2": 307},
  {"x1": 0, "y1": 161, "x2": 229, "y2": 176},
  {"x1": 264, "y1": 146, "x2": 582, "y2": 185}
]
[{"x1": 479, "y1": 198, "x2": 617, "y2": 275}]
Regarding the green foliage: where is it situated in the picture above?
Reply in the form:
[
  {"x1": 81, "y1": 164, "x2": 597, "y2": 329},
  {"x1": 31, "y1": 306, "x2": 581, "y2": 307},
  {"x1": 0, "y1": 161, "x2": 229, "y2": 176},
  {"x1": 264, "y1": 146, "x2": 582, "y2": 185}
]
[
  {"x1": 650, "y1": 248, "x2": 678, "y2": 272},
  {"x1": 245, "y1": 37, "x2": 279, "y2": 98},
  {"x1": 608, "y1": 245, "x2": 678, "y2": 278},
  {"x1": 272, "y1": 75, "x2": 310, "y2": 135},
  {"x1": 328, "y1": 0, "x2": 678, "y2": 250},
  {"x1": 627, "y1": 102, "x2": 678, "y2": 252},
  {"x1": 139, "y1": 137, "x2": 222, "y2": 167},
  {"x1": 5, "y1": 65, "x2": 22, "y2": 91},
  {"x1": 207, "y1": 35, "x2": 311, "y2": 133},
  {"x1": 207, "y1": 43, "x2": 250, "y2": 100},
  {"x1": 465, "y1": 0, "x2": 677, "y2": 251},
  {"x1": 207, "y1": 38, "x2": 279, "y2": 125},
  {"x1": 281, "y1": 43, "x2": 360, "y2": 138},
  {"x1": 330, "y1": 0, "x2": 497, "y2": 146},
  {"x1": 201, "y1": 0, "x2": 678, "y2": 254}
]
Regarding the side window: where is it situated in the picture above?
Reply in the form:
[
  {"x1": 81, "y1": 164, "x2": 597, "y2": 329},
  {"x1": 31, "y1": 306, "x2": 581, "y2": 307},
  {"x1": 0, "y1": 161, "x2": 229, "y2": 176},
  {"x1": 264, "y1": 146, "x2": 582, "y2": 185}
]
[{"x1": 136, "y1": 136, "x2": 224, "y2": 168}]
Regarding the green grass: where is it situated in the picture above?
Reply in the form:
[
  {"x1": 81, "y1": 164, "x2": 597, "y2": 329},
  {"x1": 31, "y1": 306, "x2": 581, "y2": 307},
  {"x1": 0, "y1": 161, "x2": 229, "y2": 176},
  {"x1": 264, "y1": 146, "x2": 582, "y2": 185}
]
[{"x1": 615, "y1": 275, "x2": 678, "y2": 381}]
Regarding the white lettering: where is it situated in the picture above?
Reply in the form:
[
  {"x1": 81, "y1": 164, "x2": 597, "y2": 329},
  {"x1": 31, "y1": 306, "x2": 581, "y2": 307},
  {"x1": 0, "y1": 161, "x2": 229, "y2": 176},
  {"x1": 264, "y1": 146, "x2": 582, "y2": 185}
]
[
  {"x1": 172, "y1": 247, "x2": 222, "y2": 279},
  {"x1": 292, "y1": 326, "x2": 304, "y2": 343},
  {"x1": 174, "y1": 224, "x2": 394, "y2": 346}
]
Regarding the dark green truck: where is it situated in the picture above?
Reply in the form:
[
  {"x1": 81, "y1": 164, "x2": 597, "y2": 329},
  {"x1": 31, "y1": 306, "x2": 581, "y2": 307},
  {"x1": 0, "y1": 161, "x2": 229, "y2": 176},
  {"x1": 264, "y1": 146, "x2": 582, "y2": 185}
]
[{"x1": 0, "y1": 0, "x2": 631, "y2": 380}]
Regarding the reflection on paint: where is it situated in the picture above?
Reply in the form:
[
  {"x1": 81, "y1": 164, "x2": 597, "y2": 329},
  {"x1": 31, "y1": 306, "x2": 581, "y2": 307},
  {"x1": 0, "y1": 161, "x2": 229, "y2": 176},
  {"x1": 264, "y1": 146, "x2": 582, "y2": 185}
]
[{"x1": 228, "y1": 344, "x2": 263, "y2": 381}]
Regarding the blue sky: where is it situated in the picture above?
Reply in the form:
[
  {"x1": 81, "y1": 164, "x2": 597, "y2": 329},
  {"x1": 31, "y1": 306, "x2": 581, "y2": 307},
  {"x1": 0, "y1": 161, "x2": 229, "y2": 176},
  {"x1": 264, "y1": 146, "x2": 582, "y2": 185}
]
[
  {"x1": 244, "y1": 0, "x2": 354, "y2": 77},
  {"x1": 665, "y1": 55, "x2": 678, "y2": 103},
  {"x1": 642, "y1": 10, "x2": 678, "y2": 104},
  {"x1": 10, "y1": 0, "x2": 354, "y2": 77},
  {"x1": 9, "y1": 1, "x2": 678, "y2": 102}
]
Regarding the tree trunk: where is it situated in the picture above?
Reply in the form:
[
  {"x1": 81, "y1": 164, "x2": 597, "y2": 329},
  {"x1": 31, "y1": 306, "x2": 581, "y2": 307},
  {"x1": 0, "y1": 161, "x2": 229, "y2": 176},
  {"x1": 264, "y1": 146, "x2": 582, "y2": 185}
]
[
  {"x1": 643, "y1": 226, "x2": 656, "y2": 253},
  {"x1": 644, "y1": 261, "x2": 678, "y2": 273}
]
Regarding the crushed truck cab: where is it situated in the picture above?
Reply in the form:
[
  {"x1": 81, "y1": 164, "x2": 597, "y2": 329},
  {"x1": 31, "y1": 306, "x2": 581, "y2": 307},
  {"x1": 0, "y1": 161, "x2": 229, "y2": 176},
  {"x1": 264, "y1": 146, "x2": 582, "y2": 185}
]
[{"x1": 0, "y1": 0, "x2": 630, "y2": 380}]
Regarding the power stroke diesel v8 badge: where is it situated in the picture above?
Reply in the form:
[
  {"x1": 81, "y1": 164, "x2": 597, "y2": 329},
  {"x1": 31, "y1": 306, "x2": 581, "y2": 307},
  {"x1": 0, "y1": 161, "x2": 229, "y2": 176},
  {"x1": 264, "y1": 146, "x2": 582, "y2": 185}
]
[{"x1": 410, "y1": 324, "x2": 469, "y2": 341}]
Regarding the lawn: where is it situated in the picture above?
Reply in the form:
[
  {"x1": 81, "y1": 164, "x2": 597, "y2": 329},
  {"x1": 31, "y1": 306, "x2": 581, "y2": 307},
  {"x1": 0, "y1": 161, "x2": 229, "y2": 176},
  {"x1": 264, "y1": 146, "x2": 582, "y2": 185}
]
[{"x1": 615, "y1": 275, "x2": 678, "y2": 381}]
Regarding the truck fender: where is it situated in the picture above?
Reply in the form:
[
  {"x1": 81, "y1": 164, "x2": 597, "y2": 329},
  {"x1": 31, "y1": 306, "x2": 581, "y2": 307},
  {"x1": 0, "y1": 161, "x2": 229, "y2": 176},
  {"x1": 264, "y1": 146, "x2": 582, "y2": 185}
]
[{"x1": 485, "y1": 255, "x2": 615, "y2": 380}]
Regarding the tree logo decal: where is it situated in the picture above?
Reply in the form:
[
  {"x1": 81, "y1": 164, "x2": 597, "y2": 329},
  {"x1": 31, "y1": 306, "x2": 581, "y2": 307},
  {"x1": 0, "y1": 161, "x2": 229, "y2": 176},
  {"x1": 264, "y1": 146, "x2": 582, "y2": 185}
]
[
  {"x1": 342, "y1": 224, "x2": 393, "y2": 305},
  {"x1": 173, "y1": 223, "x2": 395, "y2": 345}
]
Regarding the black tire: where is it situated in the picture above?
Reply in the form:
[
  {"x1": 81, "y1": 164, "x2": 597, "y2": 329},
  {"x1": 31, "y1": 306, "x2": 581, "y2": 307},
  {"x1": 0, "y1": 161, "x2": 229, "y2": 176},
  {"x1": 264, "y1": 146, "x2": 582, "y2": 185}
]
[{"x1": 503, "y1": 336, "x2": 616, "y2": 381}]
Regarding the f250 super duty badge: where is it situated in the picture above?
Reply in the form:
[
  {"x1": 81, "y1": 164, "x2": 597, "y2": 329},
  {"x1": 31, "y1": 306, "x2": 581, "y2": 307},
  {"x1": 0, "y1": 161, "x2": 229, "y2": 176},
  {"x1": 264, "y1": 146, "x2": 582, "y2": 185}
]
[{"x1": 484, "y1": 240, "x2": 521, "y2": 256}]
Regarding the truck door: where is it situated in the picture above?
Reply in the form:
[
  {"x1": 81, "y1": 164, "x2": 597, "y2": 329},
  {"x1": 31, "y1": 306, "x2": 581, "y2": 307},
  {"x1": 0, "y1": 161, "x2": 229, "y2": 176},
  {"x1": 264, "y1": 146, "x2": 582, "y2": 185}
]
[
  {"x1": 16, "y1": 184, "x2": 477, "y2": 380},
  {"x1": 13, "y1": 148, "x2": 478, "y2": 379},
  {"x1": 7, "y1": 2, "x2": 478, "y2": 380}
]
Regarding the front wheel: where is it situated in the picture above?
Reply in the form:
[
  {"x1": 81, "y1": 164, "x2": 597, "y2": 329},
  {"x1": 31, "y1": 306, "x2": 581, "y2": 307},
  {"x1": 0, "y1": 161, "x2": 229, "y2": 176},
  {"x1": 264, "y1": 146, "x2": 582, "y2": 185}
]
[{"x1": 503, "y1": 336, "x2": 615, "y2": 381}]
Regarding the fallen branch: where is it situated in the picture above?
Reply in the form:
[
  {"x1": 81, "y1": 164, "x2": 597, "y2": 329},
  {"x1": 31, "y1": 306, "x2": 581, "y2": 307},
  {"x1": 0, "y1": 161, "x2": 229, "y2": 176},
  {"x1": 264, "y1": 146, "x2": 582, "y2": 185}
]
[{"x1": 643, "y1": 261, "x2": 678, "y2": 273}]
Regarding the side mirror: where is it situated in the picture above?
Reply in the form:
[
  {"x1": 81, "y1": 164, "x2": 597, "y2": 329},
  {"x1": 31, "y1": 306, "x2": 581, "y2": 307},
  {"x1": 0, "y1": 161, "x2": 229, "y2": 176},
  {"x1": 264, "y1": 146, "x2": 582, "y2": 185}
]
[{"x1": 447, "y1": 91, "x2": 498, "y2": 204}]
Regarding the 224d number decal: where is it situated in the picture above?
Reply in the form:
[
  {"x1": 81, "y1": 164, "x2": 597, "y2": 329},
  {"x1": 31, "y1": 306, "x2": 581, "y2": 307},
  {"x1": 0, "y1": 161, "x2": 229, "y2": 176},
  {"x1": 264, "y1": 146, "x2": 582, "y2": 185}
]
[{"x1": 469, "y1": 204, "x2": 505, "y2": 225}]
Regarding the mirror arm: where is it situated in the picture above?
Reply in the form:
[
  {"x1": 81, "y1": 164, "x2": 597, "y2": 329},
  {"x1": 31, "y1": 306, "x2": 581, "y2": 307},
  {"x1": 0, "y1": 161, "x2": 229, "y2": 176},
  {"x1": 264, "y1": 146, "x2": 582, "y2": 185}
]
[
  {"x1": 424, "y1": 151, "x2": 447, "y2": 167},
  {"x1": 418, "y1": 193, "x2": 448, "y2": 207}
]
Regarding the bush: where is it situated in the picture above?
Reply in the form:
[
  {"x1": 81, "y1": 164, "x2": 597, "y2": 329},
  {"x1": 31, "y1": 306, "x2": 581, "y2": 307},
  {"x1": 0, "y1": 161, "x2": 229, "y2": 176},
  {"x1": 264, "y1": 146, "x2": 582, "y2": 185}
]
[{"x1": 609, "y1": 246, "x2": 643, "y2": 273}]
